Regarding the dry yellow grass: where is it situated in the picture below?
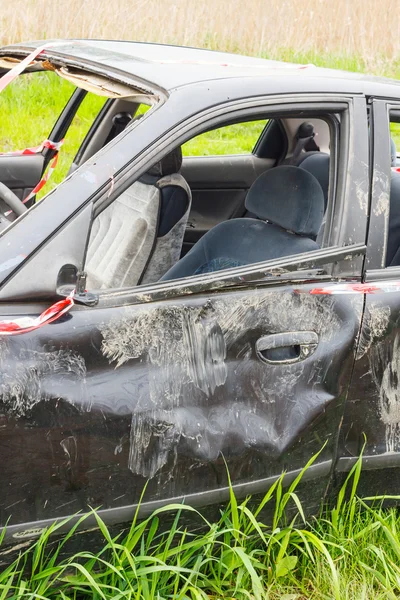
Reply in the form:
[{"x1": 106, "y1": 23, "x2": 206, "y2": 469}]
[{"x1": 0, "y1": 0, "x2": 399, "y2": 69}]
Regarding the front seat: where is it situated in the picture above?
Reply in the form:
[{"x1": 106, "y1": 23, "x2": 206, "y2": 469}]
[
  {"x1": 300, "y1": 153, "x2": 330, "y2": 211},
  {"x1": 86, "y1": 146, "x2": 191, "y2": 289},
  {"x1": 161, "y1": 166, "x2": 324, "y2": 281}
]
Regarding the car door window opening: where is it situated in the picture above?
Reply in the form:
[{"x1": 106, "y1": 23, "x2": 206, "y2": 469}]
[{"x1": 83, "y1": 109, "x2": 338, "y2": 292}]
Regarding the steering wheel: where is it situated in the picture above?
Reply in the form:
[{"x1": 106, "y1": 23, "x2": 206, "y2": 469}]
[{"x1": 0, "y1": 182, "x2": 27, "y2": 217}]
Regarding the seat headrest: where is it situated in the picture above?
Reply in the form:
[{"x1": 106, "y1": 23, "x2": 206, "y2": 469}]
[
  {"x1": 148, "y1": 147, "x2": 183, "y2": 177},
  {"x1": 245, "y1": 165, "x2": 324, "y2": 237}
]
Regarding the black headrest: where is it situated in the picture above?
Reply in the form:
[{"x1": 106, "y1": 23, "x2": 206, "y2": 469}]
[
  {"x1": 148, "y1": 147, "x2": 183, "y2": 177},
  {"x1": 245, "y1": 165, "x2": 324, "y2": 237}
]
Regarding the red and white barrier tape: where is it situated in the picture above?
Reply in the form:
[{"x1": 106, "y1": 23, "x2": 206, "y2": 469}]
[
  {"x1": 0, "y1": 45, "x2": 80, "y2": 334},
  {"x1": 1, "y1": 139, "x2": 64, "y2": 215},
  {"x1": 0, "y1": 44, "x2": 70, "y2": 209},
  {"x1": 0, "y1": 42, "x2": 66, "y2": 93},
  {"x1": 0, "y1": 280, "x2": 394, "y2": 337},
  {"x1": 0, "y1": 138, "x2": 63, "y2": 157},
  {"x1": 21, "y1": 149, "x2": 61, "y2": 204},
  {"x1": 1, "y1": 137, "x2": 64, "y2": 209},
  {"x1": 305, "y1": 281, "x2": 400, "y2": 295},
  {"x1": 0, "y1": 293, "x2": 74, "y2": 336}
]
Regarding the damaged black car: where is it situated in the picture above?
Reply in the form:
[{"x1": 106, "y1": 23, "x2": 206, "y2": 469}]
[{"x1": 0, "y1": 39, "x2": 399, "y2": 551}]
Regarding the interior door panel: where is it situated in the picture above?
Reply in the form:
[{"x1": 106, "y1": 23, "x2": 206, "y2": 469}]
[
  {"x1": 0, "y1": 155, "x2": 45, "y2": 201},
  {"x1": 181, "y1": 154, "x2": 275, "y2": 250}
]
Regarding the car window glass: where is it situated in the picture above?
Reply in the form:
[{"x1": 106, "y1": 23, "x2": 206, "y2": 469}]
[{"x1": 182, "y1": 120, "x2": 268, "y2": 156}]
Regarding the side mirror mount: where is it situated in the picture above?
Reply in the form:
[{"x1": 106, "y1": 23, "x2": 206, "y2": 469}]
[
  {"x1": 56, "y1": 263, "x2": 78, "y2": 294},
  {"x1": 56, "y1": 265, "x2": 98, "y2": 306}
]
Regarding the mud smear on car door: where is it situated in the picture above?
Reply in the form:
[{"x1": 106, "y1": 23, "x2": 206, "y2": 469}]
[
  {"x1": 356, "y1": 302, "x2": 391, "y2": 359},
  {"x1": 0, "y1": 346, "x2": 88, "y2": 417},
  {"x1": 100, "y1": 288, "x2": 360, "y2": 478},
  {"x1": 371, "y1": 332, "x2": 400, "y2": 453},
  {"x1": 0, "y1": 284, "x2": 362, "y2": 526}
]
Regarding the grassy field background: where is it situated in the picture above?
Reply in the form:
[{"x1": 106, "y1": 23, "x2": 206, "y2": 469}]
[
  {"x1": 2, "y1": 1, "x2": 400, "y2": 598},
  {"x1": 1, "y1": 0, "x2": 400, "y2": 75},
  {"x1": 1, "y1": 0, "x2": 400, "y2": 190}
]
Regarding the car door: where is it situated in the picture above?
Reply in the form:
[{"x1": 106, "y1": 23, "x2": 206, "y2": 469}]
[
  {"x1": 339, "y1": 98, "x2": 400, "y2": 496},
  {"x1": 0, "y1": 258, "x2": 364, "y2": 536},
  {"x1": 0, "y1": 93, "x2": 368, "y2": 543}
]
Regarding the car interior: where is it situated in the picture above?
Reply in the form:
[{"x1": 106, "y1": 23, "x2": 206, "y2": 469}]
[{"x1": 84, "y1": 110, "x2": 333, "y2": 289}]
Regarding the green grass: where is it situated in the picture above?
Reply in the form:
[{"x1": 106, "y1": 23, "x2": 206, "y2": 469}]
[
  {"x1": 183, "y1": 120, "x2": 268, "y2": 156},
  {"x1": 0, "y1": 453, "x2": 400, "y2": 599}
]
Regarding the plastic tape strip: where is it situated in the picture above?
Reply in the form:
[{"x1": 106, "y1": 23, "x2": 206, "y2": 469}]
[
  {"x1": 0, "y1": 293, "x2": 74, "y2": 336},
  {"x1": 1, "y1": 139, "x2": 64, "y2": 215}
]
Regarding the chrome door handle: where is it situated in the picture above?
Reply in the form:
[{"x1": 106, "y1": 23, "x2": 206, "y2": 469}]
[{"x1": 255, "y1": 331, "x2": 318, "y2": 365}]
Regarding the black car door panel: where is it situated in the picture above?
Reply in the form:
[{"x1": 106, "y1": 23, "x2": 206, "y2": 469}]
[
  {"x1": 342, "y1": 287, "x2": 399, "y2": 458},
  {"x1": 0, "y1": 281, "x2": 362, "y2": 528},
  {"x1": 338, "y1": 283, "x2": 400, "y2": 500},
  {"x1": 339, "y1": 98, "x2": 400, "y2": 495},
  {"x1": 181, "y1": 155, "x2": 275, "y2": 248}
]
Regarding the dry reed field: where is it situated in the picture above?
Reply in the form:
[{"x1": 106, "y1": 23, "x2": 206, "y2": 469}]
[{"x1": 0, "y1": 0, "x2": 400, "y2": 70}]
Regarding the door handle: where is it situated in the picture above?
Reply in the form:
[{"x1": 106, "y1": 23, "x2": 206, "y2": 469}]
[{"x1": 255, "y1": 331, "x2": 318, "y2": 365}]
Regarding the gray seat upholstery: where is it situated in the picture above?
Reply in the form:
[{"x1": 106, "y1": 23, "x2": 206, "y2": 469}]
[
  {"x1": 161, "y1": 166, "x2": 324, "y2": 281},
  {"x1": 86, "y1": 147, "x2": 191, "y2": 289},
  {"x1": 300, "y1": 138, "x2": 397, "y2": 209},
  {"x1": 298, "y1": 144, "x2": 400, "y2": 264},
  {"x1": 300, "y1": 153, "x2": 330, "y2": 210}
]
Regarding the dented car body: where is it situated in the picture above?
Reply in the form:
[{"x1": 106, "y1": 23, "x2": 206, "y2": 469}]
[{"x1": 0, "y1": 39, "x2": 399, "y2": 549}]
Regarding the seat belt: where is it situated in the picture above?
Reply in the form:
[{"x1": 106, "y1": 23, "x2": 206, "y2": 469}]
[{"x1": 290, "y1": 122, "x2": 320, "y2": 165}]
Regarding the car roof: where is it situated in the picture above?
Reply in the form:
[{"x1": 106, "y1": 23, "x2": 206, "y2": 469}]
[{"x1": 3, "y1": 39, "x2": 400, "y2": 97}]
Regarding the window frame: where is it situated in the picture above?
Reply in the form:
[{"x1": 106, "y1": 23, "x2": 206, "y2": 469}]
[
  {"x1": 81, "y1": 93, "x2": 366, "y2": 305},
  {"x1": 365, "y1": 99, "x2": 397, "y2": 275}
]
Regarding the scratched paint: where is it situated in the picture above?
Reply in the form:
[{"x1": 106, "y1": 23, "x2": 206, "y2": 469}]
[
  {"x1": 0, "y1": 347, "x2": 87, "y2": 416},
  {"x1": 356, "y1": 302, "x2": 391, "y2": 360},
  {"x1": 371, "y1": 333, "x2": 400, "y2": 453},
  {"x1": 0, "y1": 280, "x2": 363, "y2": 531},
  {"x1": 100, "y1": 289, "x2": 360, "y2": 477}
]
